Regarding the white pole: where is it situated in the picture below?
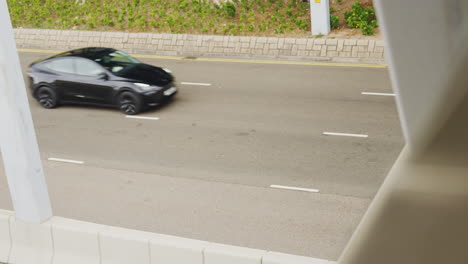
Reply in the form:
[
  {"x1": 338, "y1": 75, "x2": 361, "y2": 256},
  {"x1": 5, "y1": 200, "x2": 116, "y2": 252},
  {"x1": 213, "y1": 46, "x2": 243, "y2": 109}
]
[
  {"x1": 310, "y1": 0, "x2": 331, "y2": 35},
  {"x1": 0, "y1": 0, "x2": 53, "y2": 223}
]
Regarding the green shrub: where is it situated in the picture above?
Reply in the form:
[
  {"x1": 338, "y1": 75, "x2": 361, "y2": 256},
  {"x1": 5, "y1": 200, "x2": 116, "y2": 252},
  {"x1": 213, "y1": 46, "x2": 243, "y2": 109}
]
[
  {"x1": 179, "y1": 0, "x2": 189, "y2": 10},
  {"x1": 135, "y1": 16, "x2": 147, "y2": 27},
  {"x1": 330, "y1": 15, "x2": 340, "y2": 30},
  {"x1": 101, "y1": 14, "x2": 114, "y2": 26},
  {"x1": 150, "y1": 20, "x2": 159, "y2": 28},
  {"x1": 240, "y1": 13, "x2": 247, "y2": 23},
  {"x1": 221, "y1": 24, "x2": 229, "y2": 34},
  {"x1": 224, "y1": 2, "x2": 236, "y2": 18},
  {"x1": 71, "y1": 18, "x2": 80, "y2": 26},
  {"x1": 208, "y1": 20, "x2": 215, "y2": 28},
  {"x1": 274, "y1": 23, "x2": 287, "y2": 34},
  {"x1": 117, "y1": 14, "x2": 125, "y2": 23},
  {"x1": 297, "y1": 1, "x2": 307, "y2": 14},
  {"x1": 165, "y1": 15, "x2": 176, "y2": 28},
  {"x1": 294, "y1": 19, "x2": 308, "y2": 30},
  {"x1": 344, "y1": 1, "x2": 378, "y2": 35},
  {"x1": 158, "y1": 9, "x2": 166, "y2": 18},
  {"x1": 360, "y1": 21, "x2": 376, "y2": 35}
]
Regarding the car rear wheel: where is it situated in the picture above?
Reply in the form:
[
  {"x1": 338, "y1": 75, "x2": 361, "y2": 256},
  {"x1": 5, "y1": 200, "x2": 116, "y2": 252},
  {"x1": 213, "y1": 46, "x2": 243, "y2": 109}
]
[
  {"x1": 36, "y1": 86, "x2": 58, "y2": 109},
  {"x1": 118, "y1": 92, "x2": 142, "y2": 115}
]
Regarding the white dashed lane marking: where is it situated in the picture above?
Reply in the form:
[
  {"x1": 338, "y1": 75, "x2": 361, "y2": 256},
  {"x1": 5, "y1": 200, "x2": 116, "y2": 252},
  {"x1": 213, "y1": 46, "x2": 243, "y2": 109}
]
[
  {"x1": 181, "y1": 82, "x2": 212, "y2": 86},
  {"x1": 48, "y1": 158, "x2": 84, "y2": 164},
  {"x1": 361, "y1": 92, "x2": 396, "y2": 96},
  {"x1": 125, "y1": 116, "x2": 160, "y2": 120},
  {"x1": 270, "y1": 185, "x2": 320, "y2": 193},
  {"x1": 322, "y1": 132, "x2": 369, "y2": 138}
]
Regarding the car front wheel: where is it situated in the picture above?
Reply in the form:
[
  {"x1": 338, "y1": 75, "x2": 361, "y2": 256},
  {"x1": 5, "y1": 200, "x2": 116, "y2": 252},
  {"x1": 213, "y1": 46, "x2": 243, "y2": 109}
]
[
  {"x1": 36, "y1": 86, "x2": 58, "y2": 109},
  {"x1": 118, "y1": 91, "x2": 142, "y2": 115}
]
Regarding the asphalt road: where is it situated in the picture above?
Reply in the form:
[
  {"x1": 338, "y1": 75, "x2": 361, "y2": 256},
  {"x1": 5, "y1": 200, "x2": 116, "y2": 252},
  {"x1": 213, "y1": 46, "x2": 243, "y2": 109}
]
[{"x1": 0, "y1": 51, "x2": 404, "y2": 260}]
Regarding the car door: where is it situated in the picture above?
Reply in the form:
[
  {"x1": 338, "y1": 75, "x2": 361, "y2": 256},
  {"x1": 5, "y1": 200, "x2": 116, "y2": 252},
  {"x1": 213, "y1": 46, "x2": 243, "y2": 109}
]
[
  {"x1": 43, "y1": 58, "x2": 82, "y2": 102},
  {"x1": 74, "y1": 58, "x2": 114, "y2": 105}
]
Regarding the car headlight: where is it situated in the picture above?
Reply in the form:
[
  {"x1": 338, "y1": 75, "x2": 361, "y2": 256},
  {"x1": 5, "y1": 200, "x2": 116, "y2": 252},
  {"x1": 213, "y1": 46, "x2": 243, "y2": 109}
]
[
  {"x1": 134, "y1": 83, "x2": 151, "y2": 89},
  {"x1": 163, "y1": 68, "x2": 172, "y2": 74}
]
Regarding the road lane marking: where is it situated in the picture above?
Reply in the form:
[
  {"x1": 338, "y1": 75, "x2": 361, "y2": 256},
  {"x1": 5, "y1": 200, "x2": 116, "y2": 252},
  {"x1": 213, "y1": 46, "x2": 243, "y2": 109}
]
[
  {"x1": 126, "y1": 115, "x2": 160, "y2": 120},
  {"x1": 361, "y1": 92, "x2": 396, "y2": 96},
  {"x1": 193, "y1": 57, "x2": 387, "y2": 68},
  {"x1": 270, "y1": 185, "x2": 320, "y2": 193},
  {"x1": 19, "y1": 48, "x2": 63, "y2": 54},
  {"x1": 18, "y1": 48, "x2": 387, "y2": 69},
  {"x1": 181, "y1": 82, "x2": 212, "y2": 86},
  {"x1": 322, "y1": 132, "x2": 369, "y2": 138},
  {"x1": 48, "y1": 158, "x2": 84, "y2": 164}
]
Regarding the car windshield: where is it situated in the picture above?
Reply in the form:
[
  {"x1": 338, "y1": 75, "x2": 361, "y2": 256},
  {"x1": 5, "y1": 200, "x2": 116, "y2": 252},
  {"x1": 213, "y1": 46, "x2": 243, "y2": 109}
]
[{"x1": 92, "y1": 50, "x2": 140, "y2": 75}]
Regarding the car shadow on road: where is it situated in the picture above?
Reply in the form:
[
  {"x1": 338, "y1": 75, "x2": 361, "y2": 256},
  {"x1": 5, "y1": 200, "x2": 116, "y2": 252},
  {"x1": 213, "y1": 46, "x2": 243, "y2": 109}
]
[
  {"x1": 143, "y1": 97, "x2": 181, "y2": 115},
  {"x1": 51, "y1": 96, "x2": 182, "y2": 116}
]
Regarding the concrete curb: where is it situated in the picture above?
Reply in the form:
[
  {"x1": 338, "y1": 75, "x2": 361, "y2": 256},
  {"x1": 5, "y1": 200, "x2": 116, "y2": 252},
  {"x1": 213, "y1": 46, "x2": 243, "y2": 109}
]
[
  {"x1": 0, "y1": 210, "x2": 335, "y2": 264},
  {"x1": 204, "y1": 243, "x2": 266, "y2": 264},
  {"x1": 9, "y1": 218, "x2": 53, "y2": 264},
  {"x1": 14, "y1": 28, "x2": 385, "y2": 64}
]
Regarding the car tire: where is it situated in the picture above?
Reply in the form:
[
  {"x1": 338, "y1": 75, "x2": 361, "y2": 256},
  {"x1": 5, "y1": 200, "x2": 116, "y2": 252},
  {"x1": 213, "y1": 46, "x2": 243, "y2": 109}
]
[
  {"x1": 118, "y1": 91, "x2": 142, "y2": 115},
  {"x1": 36, "y1": 86, "x2": 58, "y2": 109}
]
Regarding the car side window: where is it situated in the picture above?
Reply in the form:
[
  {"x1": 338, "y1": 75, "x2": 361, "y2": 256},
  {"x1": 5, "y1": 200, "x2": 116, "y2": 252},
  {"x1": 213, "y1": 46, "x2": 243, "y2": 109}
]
[
  {"x1": 44, "y1": 58, "x2": 75, "y2": 74},
  {"x1": 75, "y1": 59, "x2": 105, "y2": 77}
]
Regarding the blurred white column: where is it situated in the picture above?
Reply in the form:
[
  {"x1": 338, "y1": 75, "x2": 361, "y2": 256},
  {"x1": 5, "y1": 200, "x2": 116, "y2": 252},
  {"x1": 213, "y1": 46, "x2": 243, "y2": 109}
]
[
  {"x1": 338, "y1": 0, "x2": 468, "y2": 263},
  {"x1": 310, "y1": 0, "x2": 330, "y2": 35},
  {"x1": 0, "y1": 0, "x2": 53, "y2": 223}
]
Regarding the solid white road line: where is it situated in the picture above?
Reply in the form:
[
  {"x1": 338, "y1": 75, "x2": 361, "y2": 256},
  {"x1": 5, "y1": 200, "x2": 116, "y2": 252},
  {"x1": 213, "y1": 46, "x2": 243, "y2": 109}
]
[
  {"x1": 180, "y1": 82, "x2": 212, "y2": 86},
  {"x1": 48, "y1": 158, "x2": 84, "y2": 164},
  {"x1": 270, "y1": 185, "x2": 320, "y2": 193},
  {"x1": 125, "y1": 116, "x2": 160, "y2": 120},
  {"x1": 322, "y1": 132, "x2": 369, "y2": 138},
  {"x1": 361, "y1": 92, "x2": 396, "y2": 96}
]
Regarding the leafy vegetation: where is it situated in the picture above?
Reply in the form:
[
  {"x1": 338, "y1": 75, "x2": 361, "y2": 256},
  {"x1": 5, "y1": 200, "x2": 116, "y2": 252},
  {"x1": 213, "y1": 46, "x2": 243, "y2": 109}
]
[
  {"x1": 329, "y1": 7, "x2": 339, "y2": 30},
  {"x1": 344, "y1": 1, "x2": 378, "y2": 35},
  {"x1": 7, "y1": 0, "x2": 311, "y2": 36},
  {"x1": 330, "y1": 15, "x2": 340, "y2": 30},
  {"x1": 7, "y1": 0, "x2": 377, "y2": 36}
]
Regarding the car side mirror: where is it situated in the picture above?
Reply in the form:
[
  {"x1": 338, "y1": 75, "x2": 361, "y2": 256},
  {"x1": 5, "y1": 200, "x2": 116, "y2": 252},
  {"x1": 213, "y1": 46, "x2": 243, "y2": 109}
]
[{"x1": 98, "y1": 72, "x2": 108, "y2": 80}]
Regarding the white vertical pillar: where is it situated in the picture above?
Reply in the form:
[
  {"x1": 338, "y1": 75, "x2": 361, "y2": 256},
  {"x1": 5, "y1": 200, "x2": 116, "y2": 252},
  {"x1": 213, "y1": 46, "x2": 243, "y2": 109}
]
[
  {"x1": 0, "y1": 0, "x2": 53, "y2": 223},
  {"x1": 310, "y1": 0, "x2": 331, "y2": 35}
]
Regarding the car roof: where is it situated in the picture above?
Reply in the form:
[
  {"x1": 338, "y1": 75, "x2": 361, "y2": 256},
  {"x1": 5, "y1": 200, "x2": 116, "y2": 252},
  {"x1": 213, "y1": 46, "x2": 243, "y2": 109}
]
[{"x1": 42, "y1": 47, "x2": 117, "y2": 62}]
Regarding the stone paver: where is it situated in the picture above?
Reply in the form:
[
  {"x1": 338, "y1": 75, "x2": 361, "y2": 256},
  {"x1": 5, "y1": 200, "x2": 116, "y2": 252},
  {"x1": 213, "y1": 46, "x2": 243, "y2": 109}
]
[{"x1": 14, "y1": 29, "x2": 385, "y2": 63}]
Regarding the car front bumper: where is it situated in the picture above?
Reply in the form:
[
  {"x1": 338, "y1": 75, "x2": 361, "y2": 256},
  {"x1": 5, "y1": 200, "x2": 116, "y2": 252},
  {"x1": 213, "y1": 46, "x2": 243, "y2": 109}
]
[{"x1": 141, "y1": 85, "x2": 178, "y2": 106}]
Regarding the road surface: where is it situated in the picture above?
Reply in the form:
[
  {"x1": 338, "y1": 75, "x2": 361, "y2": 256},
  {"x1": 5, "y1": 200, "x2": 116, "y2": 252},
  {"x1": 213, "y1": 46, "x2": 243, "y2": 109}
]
[{"x1": 0, "y1": 51, "x2": 403, "y2": 260}]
